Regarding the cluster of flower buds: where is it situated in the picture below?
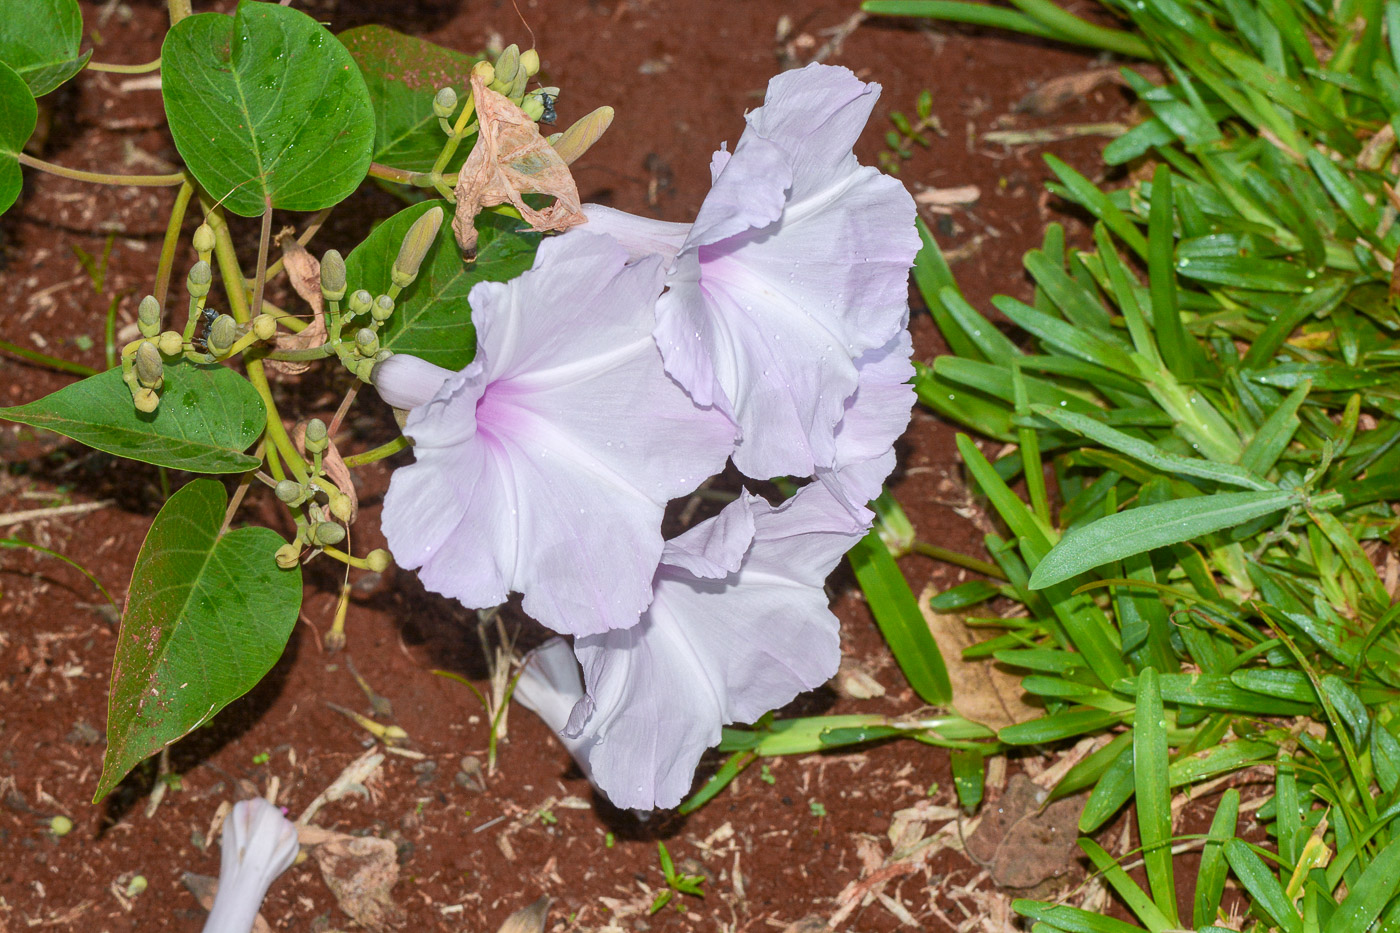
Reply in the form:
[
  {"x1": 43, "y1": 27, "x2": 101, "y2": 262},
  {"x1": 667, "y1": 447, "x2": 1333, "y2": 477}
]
[
  {"x1": 272, "y1": 419, "x2": 390, "y2": 571},
  {"x1": 434, "y1": 44, "x2": 558, "y2": 142}
]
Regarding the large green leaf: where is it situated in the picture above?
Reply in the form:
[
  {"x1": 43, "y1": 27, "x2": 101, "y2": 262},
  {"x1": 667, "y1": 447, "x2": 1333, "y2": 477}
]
[
  {"x1": 344, "y1": 200, "x2": 541, "y2": 369},
  {"x1": 161, "y1": 1, "x2": 374, "y2": 217},
  {"x1": 0, "y1": 360, "x2": 264, "y2": 473},
  {"x1": 0, "y1": 59, "x2": 34, "y2": 215},
  {"x1": 1028, "y1": 489, "x2": 1299, "y2": 589},
  {"x1": 0, "y1": 0, "x2": 90, "y2": 96},
  {"x1": 340, "y1": 25, "x2": 480, "y2": 173},
  {"x1": 95, "y1": 479, "x2": 301, "y2": 800}
]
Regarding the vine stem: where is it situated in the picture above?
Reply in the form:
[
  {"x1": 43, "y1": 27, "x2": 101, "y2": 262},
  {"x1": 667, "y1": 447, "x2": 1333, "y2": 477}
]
[
  {"x1": 342, "y1": 436, "x2": 410, "y2": 468},
  {"x1": 258, "y1": 207, "x2": 331, "y2": 285},
  {"x1": 87, "y1": 58, "x2": 161, "y2": 74},
  {"x1": 204, "y1": 206, "x2": 309, "y2": 484},
  {"x1": 153, "y1": 180, "x2": 194, "y2": 310},
  {"x1": 0, "y1": 339, "x2": 97, "y2": 377},
  {"x1": 16, "y1": 153, "x2": 185, "y2": 187},
  {"x1": 251, "y1": 202, "x2": 273, "y2": 319},
  {"x1": 368, "y1": 162, "x2": 442, "y2": 187},
  {"x1": 327, "y1": 383, "x2": 360, "y2": 436},
  {"x1": 167, "y1": 0, "x2": 191, "y2": 25}
]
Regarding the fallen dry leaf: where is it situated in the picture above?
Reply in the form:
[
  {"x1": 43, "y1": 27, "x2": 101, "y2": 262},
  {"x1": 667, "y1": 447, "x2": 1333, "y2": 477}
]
[
  {"x1": 312, "y1": 833, "x2": 405, "y2": 932},
  {"x1": 497, "y1": 896, "x2": 551, "y2": 933},
  {"x1": 451, "y1": 73, "x2": 586, "y2": 252},
  {"x1": 265, "y1": 234, "x2": 327, "y2": 376},
  {"x1": 964, "y1": 774, "x2": 1086, "y2": 890},
  {"x1": 919, "y1": 584, "x2": 1040, "y2": 731},
  {"x1": 914, "y1": 184, "x2": 980, "y2": 214},
  {"x1": 1014, "y1": 67, "x2": 1122, "y2": 115}
]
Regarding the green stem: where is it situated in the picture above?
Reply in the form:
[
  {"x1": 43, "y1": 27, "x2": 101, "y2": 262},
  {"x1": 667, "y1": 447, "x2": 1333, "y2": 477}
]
[
  {"x1": 251, "y1": 203, "x2": 272, "y2": 319},
  {"x1": 910, "y1": 541, "x2": 1007, "y2": 580},
  {"x1": 431, "y1": 90, "x2": 480, "y2": 177},
  {"x1": 153, "y1": 180, "x2": 194, "y2": 310},
  {"x1": 17, "y1": 153, "x2": 185, "y2": 187},
  {"x1": 369, "y1": 162, "x2": 439, "y2": 187},
  {"x1": 263, "y1": 344, "x2": 336, "y2": 363},
  {"x1": 342, "y1": 436, "x2": 411, "y2": 468},
  {"x1": 167, "y1": 0, "x2": 191, "y2": 25},
  {"x1": 0, "y1": 339, "x2": 98, "y2": 377},
  {"x1": 86, "y1": 57, "x2": 161, "y2": 74}
]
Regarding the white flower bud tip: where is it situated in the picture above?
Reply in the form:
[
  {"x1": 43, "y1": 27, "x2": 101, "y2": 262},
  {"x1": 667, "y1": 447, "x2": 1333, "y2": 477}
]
[{"x1": 201, "y1": 798, "x2": 298, "y2": 933}]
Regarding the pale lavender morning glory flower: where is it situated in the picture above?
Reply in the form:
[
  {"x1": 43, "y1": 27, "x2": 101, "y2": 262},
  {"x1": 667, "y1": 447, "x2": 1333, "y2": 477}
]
[
  {"x1": 513, "y1": 637, "x2": 594, "y2": 784},
  {"x1": 377, "y1": 233, "x2": 736, "y2": 637},
  {"x1": 202, "y1": 798, "x2": 298, "y2": 933},
  {"x1": 819, "y1": 326, "x2": 915, "y2": 521},
  {"x1": 558, "y1": 481, "x2": 866, "y2": 810},
  {"x1": 582, "y1": 63, "x2": 919, "y2": 481}
]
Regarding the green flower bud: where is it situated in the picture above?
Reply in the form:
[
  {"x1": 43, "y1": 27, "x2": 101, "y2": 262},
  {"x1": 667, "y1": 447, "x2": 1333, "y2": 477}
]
[
  {"x1": 355, "y1": 327, "x2": 380, "y2": 357},
  {"x1": 347, "y1": 289, "x2": 373, "y2": 318},
  {"x1": 392, "y1": 207, "x2": 442, "y2": 289},
  {"x1": 491, "y1": 44, "x2": 520, "y2": 93},
  {"x1": 138, "y1": 295, "x2": 161, "y2": 338},
  {"x1": 371, "y1": 294, "x2": 395, "y2": 323},
  {"x1": 275, "y1": 479, "x2": 304, "y2": 504},
  {"x1": 187, "y1": 261, "x2": 212, "y2": 299},
  {"x1": 192, "y1": 223, "x2": 216, "y2": 256},
  {"x1": 550, "y1": 106, "x2": 614, "y2": 165},
  {"x1": 133, "y1": 387, "x2": 159, "y2": 413},
  {"x1": 365, "y1": 548, "x2": 392, "y2": 572},
  {"x1": 252, "y1": 314, "x2": 277, "y2": 341},
  {"x1": 327, "y1": 488, "x2": 354, "y2": 523},
  {"x1": 509, "y1": 63, "x2": 529, "y2": 100},
  {"x1": 133, "y1": 341, "x2": 164, "y2": 389},
  {"x1": 275, "y1": 542, "x2": 302, "y2": 569},
  {"x1": 157, "y1": 330, "x2": 183, "y2": 357},
  {"x1": 311, "y1": 521, "x2": 346, "y2": 547},
  {"x1": 304, "y1": 418, "x2": 328, "y2": 454},
  {"x1": 521, "y1": 94, "x2": 546, "y2": 122},
  {"x1": 355, "y1": 357, "x2": 377, "y2": 382},
  {"x1": 472, "y1": 60, "x2": 495, "y2": 84},
  {"x1": 208, "y1": 314, "x2": 238, "y2": 354},
  {"x1": 433, "y1": 86, "x2": 458, "y2": 118},
  {"x1": 520, "y1": 48, "x2": 540, "y2": 77},
  {"x1": 320, "y1": 249, "x2": 347, "y2": 302},
  {"x1": 373, "y1": 348, "x2": 392, "y2": 363}
]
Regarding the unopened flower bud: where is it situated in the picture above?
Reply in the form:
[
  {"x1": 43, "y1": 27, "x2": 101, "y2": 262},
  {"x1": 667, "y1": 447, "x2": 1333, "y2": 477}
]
[
  {"x1": 138, "y1": 295, "x2": 161, "y2": 338},
  {"x1": 472, "y1": 60, "x2": 495, "y2": 84},
  {"x1": 133, "y1": 341, "x2": 164, "y2": 389},
  {"x1": 365, "y1": 549, "x2": 391, "y2": 572},
  {"x1": 432, "y1": 86, "x2": 457, "y2": 118},
  {"x1": 327, "y1": 489, "x2": 354, "y2": 522},
  {"x1": 192, "y1": 223, "x2": 216, "y2": 256},
  {"x1": 133, "y1": 387, "x2": 159, "y2": 413},
  {"x1": 371, "y1": 294, "x2": 395, "y2": 323},
  {"x1": 208, "y1": 314, "x2": 238, "y2": 353},
  {"x1": 550, "y1": 106, "x2": 613, "y2": 165},
  {"x1": 157, "y1": 330, "x2": 183, "y2": 356},
  {"x1": 355, "y1": 358, "x2": 377, "y2": 382},
  {"x1": 509, "y1": 64, "x2": 529, "y2": 100},
  {"x1": 274, "y1": 480, "x2": 304, "y2": 504},
  {"x1": 187, "y1": 261, "x2": 212, "y2": 299},
  {"x1": 520, "y1": 48, "x2": 540, "y2": 77},
  {"x1": 311, "y1": 521, "x2": 346, "y2": 547},
  {"x1": 491, "y1": 44, "x2": 520, "y2": 92},
  {"x1": 521, "y1": 94, "x2": 546, "y2": 122},
  {"x1": 304, "y1": 418, "x2": 328, "y2": 454},
  {"x1": 252, "y1": 314, "x2": 277, "y2": 341},
  {"x1": 320, "y1": 249, "x2": 346, "y2": 302},
  {"x1": 392, "y1": 207, "x2": 442, "y2": 288},
  {"x1": 275, "y1": 541, "x2": 302, "y2": 569},
  {"x1": 373, "y1": 348, "x2": 392, "y2": 363},
  {"x1": 347, "y1": 289, "x2": 372, "y2": 318},
  {"x1": 355, "y1": 328, "x2": 379, "y2": 357}
]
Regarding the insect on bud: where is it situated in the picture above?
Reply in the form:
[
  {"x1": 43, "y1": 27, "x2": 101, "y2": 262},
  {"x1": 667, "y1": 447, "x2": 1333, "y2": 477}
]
[
  {"x1": 275, "y1": 542, "x2": 302, "y2": 569},
  {"x1": 520, "y1": 48, "x2": 540, "y2": 77},
  {"x1": 274, "y1": 479, "x2": 304, "y2": 505},
  {"x1": 320, "y1": 249, "x2": 347, "y2": 302},
  {"x1": 347, "y1": 288, "x2": 372, "y2": 319},
  {"x1": 133, "y1": 341, "x2": 164, "y2": 389},
  {"x1": 311, "y1": 521, "x2": 346, "y2": 547},
  {"x1": 252, "y1": 314, "x2": 277, "y2": 341},
  {"x1": 187, "y1": 261, "x2": 213, "y2": 299},
  {"x1": 371, "y1": 294, "x2": 395, "y2": 323},
  {"x1": 355, "y1": 328, "x2": 380, "y2": 357},
  {"x1": 432, "y1": 86, "x2": 458, "y2": 119},
  {"x1": 192, "y1": 223, "x2": 216, "y2": 256},
  {"x1": 365, "y1": 549, "x2": 392, "y2": 572},
  {"x1": 133, "y1": 387, "x2": 159, "y2": 413},
  {"x1": 157, "y1": 330, "x2": 183, "y2": 356},
  {"x1": 392, "y1": 206, "x2": 442, "y2": 289},
  {"x1": 207, "y1": 314, "x2": 238, "y2": 354},
  {"x1": 137, "y1": 295, "x2": 161, "y2": 338},
  {"x1": 304, "y1": 418, "x2": 328, "y2": 454}
]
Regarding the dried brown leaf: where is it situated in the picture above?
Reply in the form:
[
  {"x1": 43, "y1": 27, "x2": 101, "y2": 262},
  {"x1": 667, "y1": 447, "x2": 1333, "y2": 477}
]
[
  {"x1": 497, "y1": 896, "x2": 551, "y2": 933},
  {"x1": 265, "y1": 236, "x2": 327, "y2": 376},
  {"x1": 964, "y1": 774, "x2": 1086, "y2": 890},
  {"x1": 312, "y1": 834, "x2": 405, "y2": 932},
  {"x1": 1014, "y1": 67, "x2": 1122, "y2": 116},
  {"x1": 451, "y1": 73, "x2": 586, "y2": 252},
  {"x1": 918, "y1": 584, "x2": 1039, "y2": 731}
]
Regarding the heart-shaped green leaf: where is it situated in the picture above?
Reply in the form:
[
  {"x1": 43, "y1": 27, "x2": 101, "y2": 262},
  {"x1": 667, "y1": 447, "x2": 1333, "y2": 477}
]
[
  {"x1": 0, "y1": 59, "x2": 34, "y2": 215},
  {"x1": 161, "y1": 1, "x2": 374, "y2": 217},
  {"x1": 95, "y1": 479, "x2": 301, "y2": 800},
  {"x1": 0, "y1": 360, "x2": 264, "y2": 473},
  {"x1": 0, "y1": 0, "x2": 90, "y2": 97},
  {"x1": 340, "y1": 25, "x2": 481, "y2": 173},
  {"x1": 344, "y1": 200, "x2": 541, "y2": 369}
]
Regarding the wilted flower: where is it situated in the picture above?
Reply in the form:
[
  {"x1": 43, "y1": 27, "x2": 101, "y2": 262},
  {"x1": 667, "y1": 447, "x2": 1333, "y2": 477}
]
[
  {"x1": 202, "y1": 798, "x2": 298, "y2": 933},
  {"x1": 377, "y1": 233, "x2": 735, "y2": 637},
  {"x1": 553, "y1": 482, "x2": 865, "y2": 810},
  {"x1": 582, "y1": 63, "x2": 919, "y2": 481}
]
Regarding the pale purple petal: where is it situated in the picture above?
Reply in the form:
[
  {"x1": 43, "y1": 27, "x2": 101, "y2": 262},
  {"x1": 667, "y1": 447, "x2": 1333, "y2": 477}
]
[
  {"x1": 203, "y1": 798, "x2": 298, "y2": 933},
  {"x1": 514, "y1": 638, "x2": 595, "y2": 782},
  {"x1": 659, "y1": 489, "x2": 756, "y2": 579},
  {"x1": 372, "y1": 355, "x2": 454, "y2": 410},
  {"x1": 580, "y1": 204, "x2": 689, "y2": 265},
  {"x1": 819, "y1": 328, "x2": 915, "y2": 516},
  {"x1": 566, "y1": 484, "x2": 864, "y2": 810},
  {"x1": 382, "y1": 233, "x2": 737, "y2": 636}
]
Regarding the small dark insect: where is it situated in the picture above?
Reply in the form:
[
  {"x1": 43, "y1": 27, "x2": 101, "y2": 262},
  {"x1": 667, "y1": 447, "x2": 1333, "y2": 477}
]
[
  {"x1": 189, "y1": 305, "x2": 218, "y2": 354},
  {"x1": 539, "y1": 92, "x2": 557, "y2": 125}
]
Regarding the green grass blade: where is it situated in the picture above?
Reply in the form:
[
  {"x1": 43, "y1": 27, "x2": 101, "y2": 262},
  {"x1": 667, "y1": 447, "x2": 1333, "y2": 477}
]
[
  {"x1": 1134, "y1": 668, "x2": 1179, "y2": 925},
  {"x1": 1147, "y1": 165, "x2": 1192, "y2": 379},
  {"x1": 1080, "y1": 837, "x2": 1175, "y2": 933},
  {"x1": 1193, "y1": 788, "x2": 1240, "y2": 928},
  {"x1": 1225, "y1": 839, "x2": 1303, "y2": 933},
  {"x1": 1239, "y1": 380, "x2": 1309, "y2": 475}
]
